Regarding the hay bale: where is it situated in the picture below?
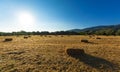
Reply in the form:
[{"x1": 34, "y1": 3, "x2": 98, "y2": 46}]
[
  {"x1": 16, "y1": 35, "x2": 20, "y2": 37},
  {"x1": 28, "y1": 35, "x2": 31, "y2": 37},
  {"x1": 24, "y1": 36, "x2": 28, "y2": 39},
  {"x1": 4, "y1": 38, "x2": 13, "y2": 42},
  {"x1": 89, "y1": 35, "x2": 94, "y2": 38},
  {"x1": 96, "y1": 37, "x2": 101, "y2": 39},
  {"x1": 24, "y1": 35, "x2": 31, "y2": 39},
  {"x1": 66, "y1": 48, "x2": 85, "y2": 56},
  {"x1": 67, "y1": 35, "x2": 70, "y2": 37},
  {"x1": 40, "y1": 35, "x2": 43, "y2": 37},
  {"x1": 48, "y1": 36, "x2": 51, "y2": 38},
  {"x1": 81, "y1": 39, "x2": 88, "y2": 43},
  {"x1": 89, "y1": 35, "x2": 92, "y2": 38},
  {"x1": 54, "y1": 35, "x2": 58, "y2": 37}
]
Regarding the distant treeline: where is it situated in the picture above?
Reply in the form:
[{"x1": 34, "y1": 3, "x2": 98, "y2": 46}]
[
  {"x1": 0, "y1": 29, "x2": 120, "y2": 36},
  {"x1": 0, "y1": 31, "x2": 80, "y2": 36}
]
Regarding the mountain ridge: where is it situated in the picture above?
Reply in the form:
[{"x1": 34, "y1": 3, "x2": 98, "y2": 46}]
[{"x1": 67, "y1": 24, "x2": 120, "y2": 33}]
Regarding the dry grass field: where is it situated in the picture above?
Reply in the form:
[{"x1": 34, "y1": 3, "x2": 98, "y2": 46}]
[{"x1": 0, "y1": 35, "x2": 120, "y2": 72}]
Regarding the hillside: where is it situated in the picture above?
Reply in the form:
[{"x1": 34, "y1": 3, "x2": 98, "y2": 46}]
[{"x1": 68, "y1": 24, "x2": 120, "y2": 33}]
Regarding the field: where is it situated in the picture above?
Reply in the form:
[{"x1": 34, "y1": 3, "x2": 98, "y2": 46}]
[{"x1": 0, "y1": 35, "x2": 120, "y2": 72}]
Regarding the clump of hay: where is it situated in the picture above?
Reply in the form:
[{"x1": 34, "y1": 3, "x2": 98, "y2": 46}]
[
  {"x1": 24, "y1": 36, "x2": 28, "y2": 39},
  {"x1": 96, "y1": 37, "x2": 101, "y2": 39},
  {"x1": 16, "y1": 35, "x2": 20, "y2": 37},
  {"x1": 66, "y1": 48, "x2": 85, "y2": 57},
  {"x1": 3, "y1": 38, "x2": 13, "y2": 42},
  {"x1": 89, "y1": 35, "x2": 95, "y2": 38},
  {"x1": 89, "y1": 35, "x2": 92, "y2": 38},
  {"x1": 7, "y1": 51, "x2": 25, "y2": 55},
  {"x1": 40, "y1": 35, "x2": 43, "y2": 37},
  {"x1": 44, "y1": 35, "x2": 47, "y2": 37},
  {"x1": 81, "y1": 39, "x2": 89, "y2": 43},
  {"x1": 28, "y1": 35, "x2": 31, "y2": 37},
  {"x1": 54, "y1": 35, "x2": 58, "y2": 37},
  {"x1": 24, "y1": 35, "x2": 31, "y2": 39},
  {"x1": 89, "y1": 35, "x2": 96, "y2": 39},
  {"x1": 48, "y1": 36, "x2": 52, "y2": 38}
]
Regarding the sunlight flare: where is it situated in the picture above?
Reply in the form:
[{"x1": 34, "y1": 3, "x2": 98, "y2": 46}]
[
  {"x1": 15, "y1": 11, "x2": 37, "y2": 31},
  {"x1": 17, "y1": 11, "x2": 35, "y2": 26}
]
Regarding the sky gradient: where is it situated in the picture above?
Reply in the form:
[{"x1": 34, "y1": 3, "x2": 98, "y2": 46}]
[{"x1": 0, "y1": 0, "x2": 120, "y2": 32}]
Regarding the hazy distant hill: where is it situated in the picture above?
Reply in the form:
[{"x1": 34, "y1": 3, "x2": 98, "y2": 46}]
[{"x1": 68, "y1": 24, "x2": 120, "y2": 33}]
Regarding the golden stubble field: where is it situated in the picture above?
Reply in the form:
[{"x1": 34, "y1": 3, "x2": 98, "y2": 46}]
[{"x1": 0, "y1": 35, "x2": 120, "y2": 72}]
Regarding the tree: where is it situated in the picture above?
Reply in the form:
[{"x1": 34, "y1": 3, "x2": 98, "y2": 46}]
[{"x1": 116, "y1": 29, "x2": 120, "y2": 35}]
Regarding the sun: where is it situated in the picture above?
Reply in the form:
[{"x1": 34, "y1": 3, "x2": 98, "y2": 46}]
[
  {"x1": 15, "y1": 11, "x2": 37, "y2": 31},
  {"x1": 17, "y1": 11, "x2": 35, "y2": 25}
]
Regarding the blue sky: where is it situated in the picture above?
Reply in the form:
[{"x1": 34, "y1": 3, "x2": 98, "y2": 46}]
[{"x1": 0, "y1": 0, "x2": 120, "y2": 32}]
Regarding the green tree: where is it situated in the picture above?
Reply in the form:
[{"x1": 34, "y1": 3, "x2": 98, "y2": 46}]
[{"x1": 116, "y1": 29, "x2": 120, "y2": 35}]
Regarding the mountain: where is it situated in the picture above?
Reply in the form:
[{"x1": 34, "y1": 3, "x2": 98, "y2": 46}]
[
  {"x1": 67, "y1": 24, "x2": 120, "y2": 33},
  {"x1": 67, "y1": 29, "x2": 81, "y2": 33}
]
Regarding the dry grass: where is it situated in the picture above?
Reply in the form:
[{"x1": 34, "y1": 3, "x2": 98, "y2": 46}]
[{"x1": 0, "y1": 35, "x2": 120, "y2": 72}]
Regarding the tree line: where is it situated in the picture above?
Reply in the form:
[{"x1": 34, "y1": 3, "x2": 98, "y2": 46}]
[
  {"x1": 0, "y1": 31, "x2": 80, "y2": 36},
  {"x1": 0, "y1": 29, "x2": 120, "y2": 36}
]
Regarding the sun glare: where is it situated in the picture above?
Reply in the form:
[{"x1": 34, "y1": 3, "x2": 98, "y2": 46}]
[
  {"x1": 15, "y1": 11, "x2": 37, "y2": 31},
  {"x1": 17, "y1": 11, "x2": 35, "y2": 25}
]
